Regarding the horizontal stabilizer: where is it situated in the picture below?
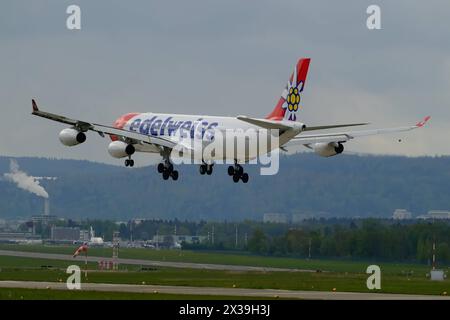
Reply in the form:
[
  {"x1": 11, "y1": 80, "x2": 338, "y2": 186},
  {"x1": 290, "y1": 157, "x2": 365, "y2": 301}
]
[
  {"x1": 238, "y1": 115, "x2": 368, "y2": 132},
  {"x1": 237, "y1": 116, "x2": 295, "y2": 131}
]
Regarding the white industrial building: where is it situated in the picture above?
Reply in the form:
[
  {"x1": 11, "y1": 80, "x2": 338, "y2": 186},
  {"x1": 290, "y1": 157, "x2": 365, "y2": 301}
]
[
  {"x1": 417, "y1": 210, "x2": 450, "y2": 220},
  {"x1": 393, "y1": 209, "x2": 412, "y2": 220},
  {"x1": 263, "y1": 213, "x2": 289, "y2": 224},
  {"x1": 151, "y1": 234, "x2": 206, "y2": 249}
]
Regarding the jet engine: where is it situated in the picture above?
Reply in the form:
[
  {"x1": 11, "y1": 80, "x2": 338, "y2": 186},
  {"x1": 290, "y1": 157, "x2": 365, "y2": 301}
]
[
  {"x1": 313, "y1": 142, "x2": 344, "y2": 157},
  {"x1": 59, "y1": 128, "x2": 86, "y2": 146},
  {"x1": 108, "y1": 141, "x2": 136, "y2": 159}
]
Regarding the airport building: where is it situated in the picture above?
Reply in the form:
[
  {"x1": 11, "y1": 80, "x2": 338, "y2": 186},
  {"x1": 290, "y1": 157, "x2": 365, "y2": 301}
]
[
  {"x1": 151, "y1": 234, "x2": 206, "y2": 248},
  {"x1": 174, "y1": 235, "x2": 205, "y2": 244},
  {"x1": 393, "y1": 209, "x2": 412, "y2": 220},
  {"x1": 131, "y1": 218, "x2": 145, "y2": 225},
  {"x1": 417, "y1": 210, "x2": 450, "y2": 220},
  {"x1": 31, "y1": 198, "x2": 56, "y2": 225},
  {"x1": 292, "y1": 213, "x2": 315, "y2": 223},
  {"x1": 263, "y1": 213, "x2": 289, "y2": 224},
  {"x1": 50, "y1": 227, "x2": 101, "y2": 243},
  {"x1": 31, "y1": 214, "x2": 57, "y2": 225},
  {"x1": 0, "y1": 232, "x2": 41, "y2": 243},
  {"x1": 79, "y1": 229, "x2": 90, "y2": 242},
  {"x1": 50, "y1": 227, "x2": 81, "y2": 241}
]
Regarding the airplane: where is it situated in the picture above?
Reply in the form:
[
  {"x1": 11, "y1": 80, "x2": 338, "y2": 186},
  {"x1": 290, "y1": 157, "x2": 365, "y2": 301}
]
[{"x1": 31, "y1": 58, "x2": 430, "y2": 183}]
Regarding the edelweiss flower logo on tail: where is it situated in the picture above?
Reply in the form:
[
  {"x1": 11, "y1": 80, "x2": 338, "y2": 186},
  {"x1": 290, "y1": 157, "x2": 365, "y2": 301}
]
[
  {"x1": 265, "y1": 58, "x2": 310, "y2": 122},
  {"x1": 283, "y1": 81, "x2": 303, "y2": 121},
  {"x1": 282, "y1": 65, "x2": 306, "y2": 121}
]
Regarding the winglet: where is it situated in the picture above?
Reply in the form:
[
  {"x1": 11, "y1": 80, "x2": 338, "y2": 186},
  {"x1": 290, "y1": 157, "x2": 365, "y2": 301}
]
[
  {"x1": 416, "y1": 116, "x2": 431, "y2": 128},
  {"x1": 32, "y1": 99, "x2": 39, "y2": 113}
]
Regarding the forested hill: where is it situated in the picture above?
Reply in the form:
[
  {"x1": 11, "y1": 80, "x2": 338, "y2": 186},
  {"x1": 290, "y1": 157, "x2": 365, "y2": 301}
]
[{"x1": 0, "y1": 154, "x2": 449, "y2": 220}]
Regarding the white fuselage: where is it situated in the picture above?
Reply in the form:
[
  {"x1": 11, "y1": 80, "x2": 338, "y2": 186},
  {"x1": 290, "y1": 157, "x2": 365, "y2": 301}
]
[{"x1": 120, "y1": 113, "x2": 282, "y2": 162}]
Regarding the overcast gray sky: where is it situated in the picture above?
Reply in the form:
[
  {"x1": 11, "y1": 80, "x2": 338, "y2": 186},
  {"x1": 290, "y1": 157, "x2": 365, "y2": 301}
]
[{"x1": 1, "y1": 0, "x2": 449, "y2": 165}]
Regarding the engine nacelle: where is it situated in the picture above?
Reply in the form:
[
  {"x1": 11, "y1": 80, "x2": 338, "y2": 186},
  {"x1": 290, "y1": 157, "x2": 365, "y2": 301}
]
[
  {"x1": 108, "y1": 141, "x2": 136, "y2": 159},
  {"x1": 313, "y1": 142, "x2": 344, "y2": 157},
  {"x1": 59, "y1": 128, "x2": 86, "y2": 147}
]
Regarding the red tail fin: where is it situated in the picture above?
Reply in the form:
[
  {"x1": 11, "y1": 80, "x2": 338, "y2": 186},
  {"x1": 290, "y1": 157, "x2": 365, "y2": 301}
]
[{"x1": 266, "y1": 58, "x2": 311, "y2": 121}]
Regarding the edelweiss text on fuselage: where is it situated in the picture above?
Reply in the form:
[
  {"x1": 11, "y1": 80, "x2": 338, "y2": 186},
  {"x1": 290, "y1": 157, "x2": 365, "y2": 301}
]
[{"x1": 129, "y1": 116, "x2": 219, "y2": 140}]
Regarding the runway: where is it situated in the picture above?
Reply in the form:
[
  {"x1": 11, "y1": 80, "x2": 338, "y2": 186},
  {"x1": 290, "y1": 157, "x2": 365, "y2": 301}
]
[
  {"x1": 1, "y1": 250, "x2": 449, "y2": 300},
  {"x1": 0, "y1": 249, "x2": 312, "y2": 272},
  {"x1": 0, "y1": 281, "x2": 449, "y2": 300}
]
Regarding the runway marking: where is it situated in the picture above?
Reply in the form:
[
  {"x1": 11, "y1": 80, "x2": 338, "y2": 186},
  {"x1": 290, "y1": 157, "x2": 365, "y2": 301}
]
[{"x1": 0, "y1": 281, "x2": 449, "y2": 300}]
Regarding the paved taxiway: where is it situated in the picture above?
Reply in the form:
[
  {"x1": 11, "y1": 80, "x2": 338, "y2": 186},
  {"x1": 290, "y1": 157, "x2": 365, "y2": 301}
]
[
  {"x1": 0, "y1": 281, "x2": 449, "y2": 300},
  {"x1": 0, "y1": 250, "x2": 311, "y2": 272}
]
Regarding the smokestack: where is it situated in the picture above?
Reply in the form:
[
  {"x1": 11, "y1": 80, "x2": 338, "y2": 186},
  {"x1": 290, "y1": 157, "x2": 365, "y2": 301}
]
[
  {"x1": 44, "y1": 198, "x2": 50, "y2": 216},
  {"x1": 4, "y1": 159, "x2": 49, "y2": 199}
]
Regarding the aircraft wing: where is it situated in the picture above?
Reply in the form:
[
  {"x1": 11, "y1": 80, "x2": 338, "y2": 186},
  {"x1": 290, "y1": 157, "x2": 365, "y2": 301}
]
[
  {"x1": 31, "y1": 99, "x2": 176, "y2": 149},
  {"x1": 285, "y1": 116, "x2": 431, "y2": 147}
]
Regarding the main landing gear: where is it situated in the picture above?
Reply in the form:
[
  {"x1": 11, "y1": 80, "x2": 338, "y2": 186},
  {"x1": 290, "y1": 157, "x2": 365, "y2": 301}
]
[
  {"x1": 157, "y1": 161, "x2": 179, "y2": 181},
  {"x1": 125, "y1": 156, "x2": 135, "y2": 167},
  {"x1": 199, "y1": 163, "x2": 214, "y2": 176},
  {"x1": 228, "y1": 162, "x2": 249, "y2": 183},
  {"x1": 157, "y1": 147, "x2": 179, "y2": 181}
]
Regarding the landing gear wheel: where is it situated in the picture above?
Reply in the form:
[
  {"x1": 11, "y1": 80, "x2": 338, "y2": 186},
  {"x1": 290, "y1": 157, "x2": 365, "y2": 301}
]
[
  {"x1": 125, "y1": 159, "x2": 134, "y2": 167},
  {"x1": 199, "y1": 164, "x2": 207, "y2": 175},
  {"x1": 230, "y1": 162, "x2": 249, "y2": 183},
  {"x1": 160, "y1": 147, "x2": 177, "y2": 180},
  {"x1": 206, "y1": 165, "x2": 213, "y2": 175}
]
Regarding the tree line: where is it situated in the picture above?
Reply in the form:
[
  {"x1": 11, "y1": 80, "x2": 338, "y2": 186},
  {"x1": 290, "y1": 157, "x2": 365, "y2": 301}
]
[
  {"x1": 246, "y1": 219, "x2": 450, "y2": 264},
  {"x1": 43, "y1": 218, "x2": 450, "y2": 265}
]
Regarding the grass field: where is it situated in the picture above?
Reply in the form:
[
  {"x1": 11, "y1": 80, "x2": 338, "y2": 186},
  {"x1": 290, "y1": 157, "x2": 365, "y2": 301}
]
[
  {"x1": 0, "y1": 255, "x2": 448, "y2": 296},
  {"x1": 1, "y1": 243, "x2": 447, "y2": 275}
]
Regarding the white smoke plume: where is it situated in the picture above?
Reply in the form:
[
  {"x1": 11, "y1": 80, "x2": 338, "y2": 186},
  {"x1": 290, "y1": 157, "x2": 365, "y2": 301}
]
[{"x1": 3, "y1": 159, "x2": 49, "y2": 198}]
